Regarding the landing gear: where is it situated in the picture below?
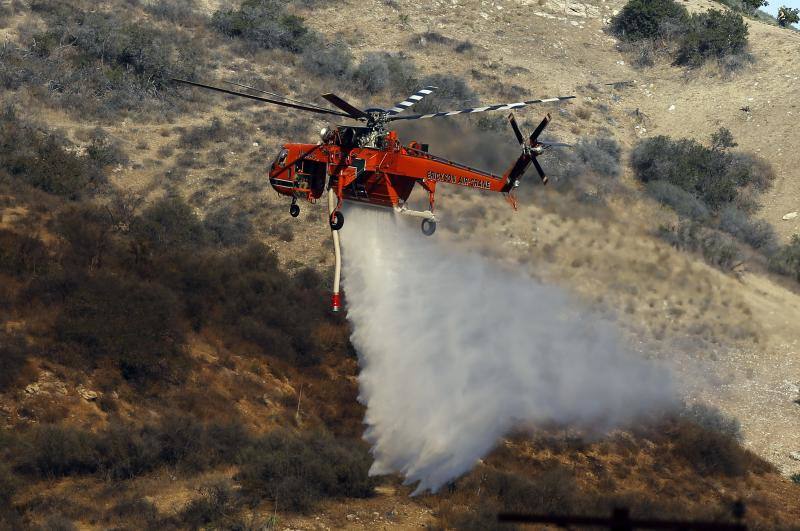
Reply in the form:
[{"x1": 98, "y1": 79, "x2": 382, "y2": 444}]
[
  {"x1": 421, "y1": 218, "x2": 436, "y2": 236},
  {"x1": 289, "y1": 203, "x2": 300, "y2": 217},
  {"x1": 330, "y1": 210, "x2": 344, "y2": 231}
]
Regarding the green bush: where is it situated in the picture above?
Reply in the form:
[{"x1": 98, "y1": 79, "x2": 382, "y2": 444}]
[
  {"x1": 0, "y1": 463, "x2": 16, "y2": 511},
  {"x1": 671, "y1": 421, "x2": 751, "y2": 476},
  {"x1": 412, "y1": 74, "x2": 478, "y2": 114},
  {"x1": 778, "y1": 6, "x2": 800, "y2": 27},
  {"x1": 0, "y1": 229, "x2": 49, "y2": 276},
  {"x1": 675, "y1": 10, "x2": 749, "y2": 67},
  {"x1": 204, "y1": 205, "x2": 254, "y2": 247},
  {"x1": 352, "y1": 52, "x2": 418, "y2": 94},
  {"x1": 55, "y1": 272, "x2": 186, "y2": 386},
  {"x1": 483, "y1": 465, "x2": 578, "y2": 514},
  {"x1": 631, "y1": 133, "x2": 765, "y2": 210},
  {"x1": 0, "y1": 332, "x2": 29, "y2": 392},
  {"x1": 572, "y1": 136, "x2": 622, "y2": 178},
  {"x1": 680, "y1": 403, "x2": 742, "y2": 441},
  {"x1": 144, "y1": 0, "x2": 205, "y2": 26},
  {"x1": 238, "y1": 430, "x2": 376, "y2": 512},
  {"x1": 610, "y1": 0, "x2": 689, "y2": 42},
  {"x1": 657, "y1": 222, "x2": 741, "y2": 271},
  {"x1": 136, "y1": 196, "x2": 208, "y2": 251},
  {"x1": 17, "y1": 7, "x2": 200, "y2": 118},
  {"x1": 211, "y1": 0, "x2": 313, "y2": 52},
  {"x1": 646, "y1": 181, "x2": 711, "y2": 221},
  {"x1": 14, "y1": 417, "x2": 252, "y2": 481},
  {"x1": 302, "y1": 40, "x2": 353, "y2": 80},
  {"x1": 17, "y1": 425, "x2": 99, "y2": 478},
  {"x1": 0, "y1": 107, "x2": 96, "y2": 199},
  {"x1": 53, "y1": 205, "x2": 116, "y2": 270},
  {"x1": 180, "y1": 481, "x2": 238, "y2": 529},
  {"x1": 769, "y1": 235, "x2": 800, "y2": 282},
  {"x1": 719, "y1": 205, "x2": 777, "y2": 250}
]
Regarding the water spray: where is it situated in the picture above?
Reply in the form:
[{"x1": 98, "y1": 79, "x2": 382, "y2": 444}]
[{"x1": 338, "y1": 206, "x2": 675, "y2": 494}]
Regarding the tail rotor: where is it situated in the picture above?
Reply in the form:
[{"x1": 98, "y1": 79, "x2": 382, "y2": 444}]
[{"x1": 503, "y1": 113, "x2": 570, "y2": 192}]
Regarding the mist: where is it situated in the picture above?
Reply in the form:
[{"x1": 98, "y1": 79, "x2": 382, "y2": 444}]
[{"x1": 340, "y1": 206, "x2": 676, "y2": 494}]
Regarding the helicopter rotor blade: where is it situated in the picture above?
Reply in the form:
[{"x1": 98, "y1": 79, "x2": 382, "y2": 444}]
[
  {"x1": 530, "y1": 113, "x2": 551, "y2": 143},
  {"x1": 508, "y1": 113, "x2": 525, "y2": 145},
  {"x1": 538, "y1": 141, "x2": 572, "y2": 148},
  {"x1": 321, "y1": 93, "x2": 369, "y2": 120},
  {"x1": 385, "y1": 86, "x2": 438, "y2": 115},
  {"x1": 172, "y1": 79, "x2": 352, "y2": 118},
  {"x1": 222, "y1": 80, "x2": 336, "y2": 113},
  {"x1": 532, "y1": 156, "x2": 548, "y2": 185},
  {"x1": 386, "y1": 96, "x2": 574, "y2": 122}
]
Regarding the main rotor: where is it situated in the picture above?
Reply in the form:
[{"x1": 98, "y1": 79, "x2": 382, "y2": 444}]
[{"x1": 172, "y1": 78, "x2": 575, "y2": 136}]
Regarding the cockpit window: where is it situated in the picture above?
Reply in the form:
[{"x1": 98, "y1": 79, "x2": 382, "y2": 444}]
[{"x1": 273, "y1": 148, "x2": 288, "y2": 166}]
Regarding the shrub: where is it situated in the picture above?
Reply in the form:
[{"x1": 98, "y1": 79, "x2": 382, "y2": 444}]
[
  {"x1": 17, "y1": 7, "x2": 200, "y2": 119},
  {"x1": 675, "y1": 10, "x2": 749, "y2": 67},
  {"x1": 93, "y1": 423, "x2": 161, "y2": 480},
  {"x1": 680, "y1": 403, "x2": 742, "y2": 441},
  {"x1": 671, "y1": 421, "x2": 752, "y2": 476},
  {"x1": 85, "y1": 128, "x2": 128, "y2": 168},
  {"x1": 109, "y1": 496, "x2": 159, "y2": 526},
  {"x1": 778, "y1": 6, "x2": 800, "y2": 27},
  {"x1": 769, "y1": 235, "x2": 800, "y2": 282},
  {"x1": 302, "y1": 40, "x2": 353, "y2": 79},
  {"x1": 136, "y1": 196, "x2": 208, "y2": 250},
  {"x1": 178, "y1": 118, "x2": 228, "y2": 149},
  {"x1": 0, "y1": 332, "x2": 29, "y2": 392},
  {"x1": 632, "y1": 134, "x2": 755, "y2": 210},
  {"x1": 144, "y1": 0, "x2": 205, "y2": 26},
  {"x1": 719, "y1": 205, "x2": 777, "y2": 250},
  {"x1": 741, "y1": 0, "x2": 768, "y2": 13},
  {"x1": 211, "y1": 0, "x2": 314, "y2": 53},
  {"x1": 238, "y1": 430, "x2": 376, "y2": 512},
  {"x1": 53, "y1": 204, "x2": 116, "y2": 270},
  {"x1": 657, "y1": 222, "x2": 741, "y2": 271},
  {"x1": 412, "y1": 74, "x2": 478, "y2": 114},
  {"x1": 646, "y1": 181, "x2": 710, "y2": 221},
  {"x1": 0, "y1": 107, "x2": 96, "y2": 199},
  {"x1": 65, "y1": 10, "x2": 196, "y2": 91},
  {"x1": 352, "y1": 52, "x2": 418, "y2": 95},
  {"x1": 0, "y1": 463, "x2": 16, "y2": 510},
  {"x1": 16, "y1": 425, "x2": 99, "y2": 478},
  {"x1": 0, "y1": 230, "x2": 49, "y2": 276},
  {"x1": 610, "y1": 0, "x2": 689, "y2": 42},
  {"x1": 483, "y1": 465, "x2": 578, "y2": 514},
  {"x1": 15, "y1": 417, "x2": 251, "y2": 481},
  {"x1": 55, "y1": 272, "x2": 186, "y2": 386},
  {"x1": 573, "y1": 136, "x2": 622, "y2": 178},
  {"x1": 204, "y1": 205, "x2": 254, "y2": 247},
  {"x1": 181, "y1": 481, "x2": 238, "y2": 529}
]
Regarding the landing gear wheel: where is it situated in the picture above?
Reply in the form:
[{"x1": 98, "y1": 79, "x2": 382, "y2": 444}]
[
  {"x1": 330, "y1": 211, "x2": 344, "y2": 231},
  {"x1": 421, "y1": 218, "x2": 436, "y2": 236},
  {"x1": 289, "y1": 203, "x2": 300, "y2": 217}
]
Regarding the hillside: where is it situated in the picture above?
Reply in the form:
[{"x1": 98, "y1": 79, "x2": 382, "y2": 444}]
[{"x1": 1, "y1": 0, "x2": 800, "y2": 529}]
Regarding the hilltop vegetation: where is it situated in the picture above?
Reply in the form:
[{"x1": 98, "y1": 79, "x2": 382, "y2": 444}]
[{"x1": 612, "y1": 0, "x2": 751, "y2": 70}]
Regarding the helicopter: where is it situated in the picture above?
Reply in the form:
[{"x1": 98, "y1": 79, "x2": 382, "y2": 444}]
[{"x1": 173, "y1": 78, "x2": 574, "y2": 310}]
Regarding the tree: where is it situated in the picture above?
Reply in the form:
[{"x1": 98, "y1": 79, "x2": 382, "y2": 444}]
[
  {"x1": 741, "y1": 0, "x2": 768, "y2": 14},
  {"x1": 610, "y1": 0, "x2": 689, "y2": 41},
  {"x1": 778, "y1": 6, "x2": 800, "y2": 26},
  {"x1": 674, "y1": 9, "x2": 749, "y2": 67}
]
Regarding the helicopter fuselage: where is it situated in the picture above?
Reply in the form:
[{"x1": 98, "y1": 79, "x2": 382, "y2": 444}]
[{"x1": 268, "y1": 126, "x2": 517, "y2": 218}]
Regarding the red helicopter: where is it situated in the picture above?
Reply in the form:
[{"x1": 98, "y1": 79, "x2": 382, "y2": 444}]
[{"x1": 174, "y1": 78, "x2": 574, "y2": 310}]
